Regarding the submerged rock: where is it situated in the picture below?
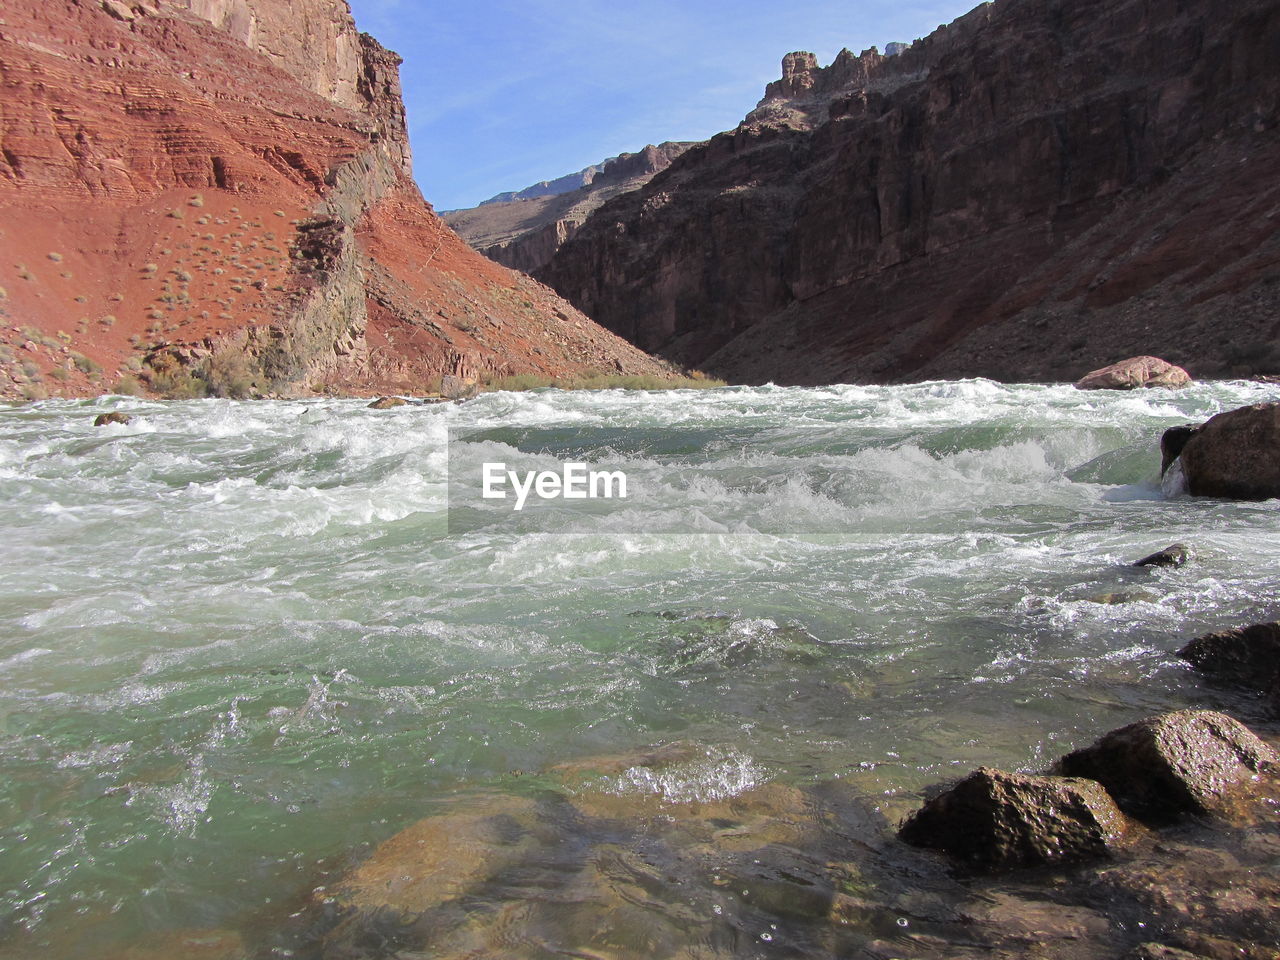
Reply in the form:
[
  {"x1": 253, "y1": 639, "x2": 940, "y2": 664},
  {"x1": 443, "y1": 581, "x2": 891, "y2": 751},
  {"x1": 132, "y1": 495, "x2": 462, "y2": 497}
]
[
  {"x1": 1179, "y1": 622, "x2": 1280, "y2": 711},
  {"x1": 367, "y1": 395, "x2": 407, "y2": 409},
  {"x1": 329, "y1": 795, "x2": 539, "y2": 918},
  {"x1": 93, "y1": 411, "x2": 132, "y2": 426},
  {"x1": 1075, "y1": 357, "x2": 1191, "y2": 391},
  {"x1": 1133, "y1": 544, "x2": 1190, "y2": 568},
  {"x1": 101, "y1": 929, "x2": 244, "y2": 960},
  {"x1": 898, "y1": 767, "x2": 1132, "y2": 870},
  {"x1": 1173, "y1": 403, "x2": 1280, "y2": 500},
  {"x1": 1057, "y1": 710, "x2": 1276, "y2": 823}
]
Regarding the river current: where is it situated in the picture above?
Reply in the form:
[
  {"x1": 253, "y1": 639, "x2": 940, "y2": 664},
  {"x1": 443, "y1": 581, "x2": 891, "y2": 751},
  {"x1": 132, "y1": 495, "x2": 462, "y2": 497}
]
[{"x1": 1, "y1": 380, "x2": 1278, "y2": 957}]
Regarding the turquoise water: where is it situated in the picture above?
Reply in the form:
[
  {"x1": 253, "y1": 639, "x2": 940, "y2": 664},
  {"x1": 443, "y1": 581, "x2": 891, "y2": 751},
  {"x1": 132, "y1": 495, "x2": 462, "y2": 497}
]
[{"x1": 0, "y1": 380, "x2": 1278, "y2": 956}]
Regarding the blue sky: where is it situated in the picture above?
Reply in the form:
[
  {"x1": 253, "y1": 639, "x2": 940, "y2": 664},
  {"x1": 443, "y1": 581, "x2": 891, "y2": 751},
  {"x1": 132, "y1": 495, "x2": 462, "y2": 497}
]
[{"x1": 347, "y1": 0, "x2": 982, "y2": 211}]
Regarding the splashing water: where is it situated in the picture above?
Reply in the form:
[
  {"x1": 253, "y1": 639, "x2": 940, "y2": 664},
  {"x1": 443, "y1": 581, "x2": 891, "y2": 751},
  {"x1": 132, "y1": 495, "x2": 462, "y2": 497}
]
[{"x1": 0, "y1": 379, "x2": 1278, "y2": 951}]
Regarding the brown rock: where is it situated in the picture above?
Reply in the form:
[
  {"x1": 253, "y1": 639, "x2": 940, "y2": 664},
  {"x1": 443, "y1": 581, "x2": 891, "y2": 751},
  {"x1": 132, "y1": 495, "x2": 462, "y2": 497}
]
[
  {"x1": 1177, "y1": 403, "x2": 1280, "y2": 500},
  {"x1": 366, "y1": 395, "x2": 407, "y2": 409},
  {"x1": 1057, "y1": 710, "x2": 1277, "y2": 823},
  {"x1": 1161, "y1": 426, "x2": 1199, "y2": 476},
  {"x1": 1133, "y1": 543, "x2": 1190, "y2": 568},
  {"x1": 93, "y1": 412, "x2": 132, "y2": 426},
  {"x1": 331, "y1": 796, "x2": 539, "y2": 917},
  {"x1": 1074, "y1": 357, "x2": 1192, "y2": 391},
  {"x1": 439, "y1": 375, "x2": 478, "y2": 400},
  {"x1": 898, "y1": 767, "x2": 1132, "y2": 870},
  {"x1": 1179, "y1": 622, "x2": 1280, "y2": 709}
]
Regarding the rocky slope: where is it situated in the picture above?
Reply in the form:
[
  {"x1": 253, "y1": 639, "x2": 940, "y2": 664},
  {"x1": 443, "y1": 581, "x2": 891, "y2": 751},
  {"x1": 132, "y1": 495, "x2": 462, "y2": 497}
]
[
  {"x1": 0, "y1": 0, "x2": 675, "y2": 400},
  {"x1": 538, "y1": 0, "x2": 1280, "y2": 385},
  {"x1": 444, "y1": 142, "x2": 693, "y2": 275}
]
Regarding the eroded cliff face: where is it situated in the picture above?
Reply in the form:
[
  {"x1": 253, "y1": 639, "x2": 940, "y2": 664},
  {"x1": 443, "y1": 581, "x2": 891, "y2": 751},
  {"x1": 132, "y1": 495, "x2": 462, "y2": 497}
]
[
  {"x1": 0, "y1": 0, "x2": 672, "y2": 400},
  {"x1": 539, "y1": 0, "x2": 1280, "y2": 384},
  {"x1": 444, "y1": 143, "x2": 694, "y2": 275}
]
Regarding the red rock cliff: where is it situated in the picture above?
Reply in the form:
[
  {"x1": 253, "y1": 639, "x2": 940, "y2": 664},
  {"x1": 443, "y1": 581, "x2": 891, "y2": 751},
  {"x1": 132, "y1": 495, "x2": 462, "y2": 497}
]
[
  {"x1": 0, "y1": 0, "x2": 673, "y2": 399},
  {"x1": 538, "y1": 0, "x2": 1280, "y2": 384}
]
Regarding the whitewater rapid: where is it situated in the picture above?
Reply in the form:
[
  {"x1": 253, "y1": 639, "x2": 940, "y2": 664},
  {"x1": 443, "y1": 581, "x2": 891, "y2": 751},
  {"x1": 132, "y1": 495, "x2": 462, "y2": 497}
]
[{"x1": 0, "y1": 379, "x2": 1278, "y2": 944}]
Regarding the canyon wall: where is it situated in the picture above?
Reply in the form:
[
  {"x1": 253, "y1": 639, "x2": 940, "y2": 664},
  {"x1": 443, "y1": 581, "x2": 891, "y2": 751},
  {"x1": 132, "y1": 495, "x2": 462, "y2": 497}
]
[
  {"x1": 538, "y1": 0, "x2": 1280, "y2": 384},
  {"x1": 0, "y1": 0, "x2": 673, "y2": 400},
  {"x1": 445, "y1": 143, "x2": 693, "y2": 275}
]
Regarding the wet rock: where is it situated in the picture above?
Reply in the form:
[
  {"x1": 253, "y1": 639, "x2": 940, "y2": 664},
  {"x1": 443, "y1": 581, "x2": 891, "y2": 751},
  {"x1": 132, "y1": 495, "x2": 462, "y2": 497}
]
[
  {"x1": 1057, "y1": 710, "x2": 1277, "y2": 823},
  {"x1": 1133, "y1": 543, "x2": 1190, "y2": 568},
  {"x1": 1074, "y1": 357, "x2": 1192, "y2": 391},
  {"x1": 93, "y1": 411, "x2": 132, "y2": 426},
  {"x1": 1176, "y1": 403, "x2": 1280, "y2": 500},
  {"x1": 1178, "y1": 622, "x2": 1280, "y2": 710},
  {"x1": 440, "y1": 375, "x2": 478, "y2": 400},
  {"x1": 1127, "y1": 945, "x2": 1211, "y2": 960},
  {"x1": 328, "y1": 795, "x2": 538, "y2": 917},
  {"x1": 958, "y1": 892, "x2": 1112, "y2": 944},
  {"x1": 367, "y1": 395, "x2": 407, "y2": 409},
  {"x1": 1161, "y1": 426, "x2": 1198, "y2": 475},
  {"x1": 897, "y1": 767, "x2": 1132, "y2": 870}
]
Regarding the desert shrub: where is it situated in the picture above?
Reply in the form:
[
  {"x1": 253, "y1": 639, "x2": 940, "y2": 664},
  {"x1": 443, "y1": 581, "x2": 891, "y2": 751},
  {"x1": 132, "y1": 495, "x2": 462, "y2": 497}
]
[
  {"x1": 202, "y1": 344, "x2": 255, "y2": 399},
  {"x1": 114, "y1": 374, "x2": 144, "y2": 396},
  {"x1": 100, "y1": 315, "x2": 116, "y2": 327},
  {"x1": 167, "y1": 209, "x2": 184, "y2": 220},
  {"x1": 20, "y1": 384, "x2": 47, "y2": 401},
  {"x1": 189, "y1": 195, "x2": 204, "y2": 207},
  {"x1": 71, "y1": 352, "x2": 101, "y2": 375},
  {"x1": 47, "y1": 252, "x2": 63, "y2": 262},
  {"x1": 143, "y1": 263, "x2": 158, "y2": 274},
  {"x1": 48, "y1": 367, "x2": 69, "y2": 382}
]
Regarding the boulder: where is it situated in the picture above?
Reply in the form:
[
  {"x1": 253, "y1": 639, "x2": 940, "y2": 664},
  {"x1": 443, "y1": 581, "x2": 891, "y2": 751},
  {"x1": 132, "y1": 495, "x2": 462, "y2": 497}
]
[
  {"x1": 1074, "y1": 357, "x2": 1192, "y2": 391},
  {"x1": 898, "y1": 767, "x2": 1131, "y2": 870},
  {"x1": 1133, "y1": 543, "x2": 1190, "y2": 568},
  {"x1": 1057, "y1": 710, "x2": 1276, "y2": 823},
  {"x1": 93, "y1": 411, "x2": 132, "y2": 426},
  {"x1": 1160, "y1": 426, "x2": 1197, "y2": 475},
  {"x1": 440, "y1": 375, "x2": 479, "y2": 400},
  {"x1": 367, "y1": 396, "x2": 407, "y2": 409},
  {"x1": 1179, "y1": 622, "x2": 1280, "y2": 709},
  {"x1": 1175, "y1": 403, "x2": 1280, "y2": 500}
]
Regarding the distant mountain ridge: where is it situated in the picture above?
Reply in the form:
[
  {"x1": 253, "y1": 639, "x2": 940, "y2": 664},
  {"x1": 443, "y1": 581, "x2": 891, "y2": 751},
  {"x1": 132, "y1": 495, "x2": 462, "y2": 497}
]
[{"x1": 444, "y1": 142, "x2": 694, "y2": 274}]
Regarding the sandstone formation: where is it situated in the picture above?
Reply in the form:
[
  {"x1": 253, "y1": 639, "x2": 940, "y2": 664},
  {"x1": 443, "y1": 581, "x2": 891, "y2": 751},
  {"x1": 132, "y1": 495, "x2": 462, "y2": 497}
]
[
  {"x1": 1170, "y1": 403, "x2": 1280, "y2": 500},
  {"x1": 898, "y1": 767, "x2": 1132, "y2": 870},
  {"x1": 0, "y1": 0, "x2": 677, "y2": 401},
  {"x1": 1179, "y1": 621, "x2": 1280, "y2": 710},
  {"x1": 444, "y1": 143, "x2": 693, "y2": 274},
  {"x1": 93, "y1": 411, "x2": 133, "y2": 426},
  {"x1": 1057, "y1": 710, "x2": 1277, "y2": 823},
  {"x1": 538, "y1": 0, "x2": 1280, "y2": 385},
  {"x1": 366, "y1": 395, "x2": 406, "y2": 409},
  {"x1": 1075, "y1": 356, "x2": 1192, "y2": 390}
]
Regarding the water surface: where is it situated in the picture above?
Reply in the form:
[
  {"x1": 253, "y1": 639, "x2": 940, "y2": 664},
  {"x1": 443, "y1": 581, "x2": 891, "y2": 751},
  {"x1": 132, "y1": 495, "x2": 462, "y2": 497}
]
[{"x1": 1, "y1": 380, "x2": 1277, "y2": 955}]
